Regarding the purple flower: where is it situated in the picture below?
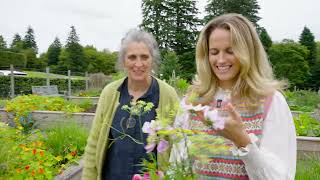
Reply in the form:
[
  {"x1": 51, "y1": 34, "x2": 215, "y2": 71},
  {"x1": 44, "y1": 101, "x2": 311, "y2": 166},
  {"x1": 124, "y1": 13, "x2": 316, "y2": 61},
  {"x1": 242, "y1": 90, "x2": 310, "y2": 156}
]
[
  {"x1": 145, "y1": 143, "x2": 156, "y2": 153},
  {"x1": 157, "y1": 139, "x2": 169, "y2": 153}
]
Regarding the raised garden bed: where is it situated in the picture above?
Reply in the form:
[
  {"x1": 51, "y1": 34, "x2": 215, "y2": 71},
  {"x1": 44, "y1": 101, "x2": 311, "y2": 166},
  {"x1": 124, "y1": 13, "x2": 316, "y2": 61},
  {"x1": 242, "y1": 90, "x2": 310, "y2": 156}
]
[
  {"x1": 297, "y1": 136, "x2": 320, "y2": 160},
  {"x1": 0, "y1": 109, "x2": 95, "y2": 131}
]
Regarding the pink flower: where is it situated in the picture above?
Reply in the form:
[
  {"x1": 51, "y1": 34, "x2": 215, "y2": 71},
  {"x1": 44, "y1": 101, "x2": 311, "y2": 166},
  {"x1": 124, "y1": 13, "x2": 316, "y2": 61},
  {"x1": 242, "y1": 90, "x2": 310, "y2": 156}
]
[
  {"x1": 145, "y1": 143, "x2": 156, "y2": 153},
  {"x1": 157, "y1": 139, "x2": 169, "y2": 153},
  {"x1": 204, "y1": 108, "x2": 225, "y2": 130},
  {"x1": 132, "y1": 174, "x2": 142, "y2": 180},
  {"x1": 143, "y1": 172, "x2": 150, "y2": 180},
  {"x1": 141, "y1": 171, "x2": 164, "y2": 180},
  {"x1": 180, "y1": 98, "x2": 207, "y2": 111}
]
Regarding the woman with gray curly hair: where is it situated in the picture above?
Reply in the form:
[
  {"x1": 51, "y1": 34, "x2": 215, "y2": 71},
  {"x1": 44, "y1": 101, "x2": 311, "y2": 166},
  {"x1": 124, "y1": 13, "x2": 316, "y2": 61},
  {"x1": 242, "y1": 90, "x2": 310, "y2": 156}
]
[{"x1": 82, "y1": 29, "x2": 178, "y2": 180}]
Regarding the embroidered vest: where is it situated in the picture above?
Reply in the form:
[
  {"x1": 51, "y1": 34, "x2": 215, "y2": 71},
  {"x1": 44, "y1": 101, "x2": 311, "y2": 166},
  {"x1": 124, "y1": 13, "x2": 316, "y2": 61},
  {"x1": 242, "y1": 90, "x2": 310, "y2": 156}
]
[{"x1": 190, "y1": 96, "x2": 272, "y2": 180}]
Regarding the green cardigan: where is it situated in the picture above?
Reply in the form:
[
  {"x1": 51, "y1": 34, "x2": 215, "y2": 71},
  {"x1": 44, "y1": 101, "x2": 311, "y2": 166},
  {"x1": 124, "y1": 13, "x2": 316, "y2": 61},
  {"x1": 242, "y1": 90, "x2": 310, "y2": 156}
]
[{"x1": 82, "y1": 77, "x2": 179, "y2": 180}]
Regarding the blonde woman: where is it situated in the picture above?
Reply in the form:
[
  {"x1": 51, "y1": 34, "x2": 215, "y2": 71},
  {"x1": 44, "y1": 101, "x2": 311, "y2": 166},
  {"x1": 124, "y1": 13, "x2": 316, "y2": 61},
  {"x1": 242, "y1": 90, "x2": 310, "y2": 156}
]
[{"x1": 174, "y1": 13, "x2": 296, "y2": 180}]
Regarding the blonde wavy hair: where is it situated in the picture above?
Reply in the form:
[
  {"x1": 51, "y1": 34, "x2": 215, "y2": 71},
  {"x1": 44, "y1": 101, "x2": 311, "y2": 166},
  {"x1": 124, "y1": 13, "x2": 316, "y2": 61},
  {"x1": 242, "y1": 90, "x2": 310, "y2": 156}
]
[{"x1": 192, "y1": 13, "x2": 285, "y2": 105}]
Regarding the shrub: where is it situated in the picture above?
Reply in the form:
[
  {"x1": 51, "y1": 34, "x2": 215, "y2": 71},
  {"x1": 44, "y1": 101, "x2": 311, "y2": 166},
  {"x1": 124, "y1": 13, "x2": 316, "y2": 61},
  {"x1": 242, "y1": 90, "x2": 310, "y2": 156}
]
[
  {"x1": 0, "y1": 51, "x2": 27, "y2": 68},
  {"x1": 294, "y1": 113, "x2": 320, "y2": 137},
  {"x1": 0, "y1": 76, "x2": 85, "y2": 98}
]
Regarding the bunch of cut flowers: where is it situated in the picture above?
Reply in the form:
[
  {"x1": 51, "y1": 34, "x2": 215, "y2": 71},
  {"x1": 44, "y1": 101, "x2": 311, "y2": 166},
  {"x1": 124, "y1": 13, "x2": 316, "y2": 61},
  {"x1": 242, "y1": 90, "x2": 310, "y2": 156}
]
[{"x1": 132, "y1": 93, "x2": 230, "y2": 180}]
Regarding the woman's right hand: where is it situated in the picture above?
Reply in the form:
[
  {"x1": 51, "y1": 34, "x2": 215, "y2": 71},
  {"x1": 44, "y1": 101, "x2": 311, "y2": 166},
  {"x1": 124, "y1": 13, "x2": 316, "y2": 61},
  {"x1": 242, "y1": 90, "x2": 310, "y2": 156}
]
[{"x1": 218, "y1": 103, "x2": 251, "y2": 148}]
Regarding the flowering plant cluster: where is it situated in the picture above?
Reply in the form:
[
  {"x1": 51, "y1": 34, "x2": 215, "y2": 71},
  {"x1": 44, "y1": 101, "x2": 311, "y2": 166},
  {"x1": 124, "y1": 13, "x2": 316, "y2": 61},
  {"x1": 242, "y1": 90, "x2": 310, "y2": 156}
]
[
  {"x1": 130, "y1": 93, "x2": 230, "y2": 180},
  {"x1": 0, "y1": 121, "x2": 87, "y2": 179}
]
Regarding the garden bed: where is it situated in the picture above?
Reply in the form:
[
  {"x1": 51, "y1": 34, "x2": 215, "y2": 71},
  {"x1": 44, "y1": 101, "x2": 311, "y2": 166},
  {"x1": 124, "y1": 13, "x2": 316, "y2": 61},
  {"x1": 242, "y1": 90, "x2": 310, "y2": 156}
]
[
  {"x1": 55, "y1": 159, "x2": 83, "y2": 180},
  {"x1": 68, "y1": 96, "x2": 99, "y2": 105},
  {"x1": 0, "y1": 109, "x2": 95, "y2": 130},
  {"x1": 297, "y1": 136, "x2": 320, "y2": 160}
]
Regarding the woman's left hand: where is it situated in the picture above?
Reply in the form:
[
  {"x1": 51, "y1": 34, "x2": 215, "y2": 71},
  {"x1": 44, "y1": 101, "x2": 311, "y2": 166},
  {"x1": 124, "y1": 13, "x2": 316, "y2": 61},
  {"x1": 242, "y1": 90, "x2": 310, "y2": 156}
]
[{"x1": 218, "y1": 103, "x2": 251, "y2": 147}]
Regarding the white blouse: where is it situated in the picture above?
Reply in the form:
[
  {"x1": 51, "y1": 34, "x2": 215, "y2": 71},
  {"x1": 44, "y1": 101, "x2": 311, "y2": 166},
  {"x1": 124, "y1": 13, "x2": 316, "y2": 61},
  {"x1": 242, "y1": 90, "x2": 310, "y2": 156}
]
[
  {"x1": 170, "y1": 91, "x2": 297, "y2": 180},
  {"x1": 240, "y1": 91, "x2": 296, "y2": 180}
]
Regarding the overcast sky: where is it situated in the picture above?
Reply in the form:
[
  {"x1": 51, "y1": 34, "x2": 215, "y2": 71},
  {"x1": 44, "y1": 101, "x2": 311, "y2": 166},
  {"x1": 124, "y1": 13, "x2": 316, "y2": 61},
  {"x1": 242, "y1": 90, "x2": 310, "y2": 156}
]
[{"x1": 0, "y1": 0, "x2": 319, "y2": 54}]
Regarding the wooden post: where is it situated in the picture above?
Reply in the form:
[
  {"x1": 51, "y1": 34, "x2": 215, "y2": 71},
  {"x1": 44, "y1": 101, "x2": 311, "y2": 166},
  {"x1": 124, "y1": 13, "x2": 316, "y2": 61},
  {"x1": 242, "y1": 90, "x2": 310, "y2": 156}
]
[
  {"x1": 10, "y1": 64, "x2": 15, "y2": 99},
  {"x1": 85, "y1": 72, "x2": 89, "y2": 91},
  {"x1": 46, "y1": 67, "x2": 50, "y2": 86},
  {"x1": 68, "y1": 70, "x2": 71, "y2": 97}
]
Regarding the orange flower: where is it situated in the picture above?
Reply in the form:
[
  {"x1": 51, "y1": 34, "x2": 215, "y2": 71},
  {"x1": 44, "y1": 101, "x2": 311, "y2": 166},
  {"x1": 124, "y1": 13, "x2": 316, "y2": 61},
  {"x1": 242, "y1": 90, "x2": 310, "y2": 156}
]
[
  {"x1": 32, "y1": 149, "x2": 37, "y2": 155},
  {"x1": 16, "y1": 168, "x2": 22, "y2": 173},
  {"x1": 31, "y1": 170, "x2": 36, "y2": 176},
  {"x1": 38, "y1": 168, "x2": 45, "y2": 174},
  {"x1": 39, "y1": 150, "x2": 44, "y2": 157},
  {"x1": 70, "y1": 150, "x2": 77, "y2": 157},
  {"x1": 25, "y1": 165, "x2": 30, "y2": 170}
]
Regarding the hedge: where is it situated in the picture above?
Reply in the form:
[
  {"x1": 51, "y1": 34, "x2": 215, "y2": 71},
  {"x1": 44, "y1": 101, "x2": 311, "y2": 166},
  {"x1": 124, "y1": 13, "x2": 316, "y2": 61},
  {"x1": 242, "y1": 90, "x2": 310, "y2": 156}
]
[
  {"x1": 0, "y1": 76, "x2": 85, "y2": 98},
  {"x1": 0, "y1": 51, "x2": 27, "y2": 68}
]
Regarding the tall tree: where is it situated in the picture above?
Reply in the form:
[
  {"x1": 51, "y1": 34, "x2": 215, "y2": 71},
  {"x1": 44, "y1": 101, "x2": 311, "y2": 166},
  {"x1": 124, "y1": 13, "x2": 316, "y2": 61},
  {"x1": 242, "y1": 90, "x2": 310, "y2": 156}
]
[
  {"x1": 299, "y1": 26, "x2": 317, "y2": 66},
  {"x1": 10, "y1": 33, "x2": 24, "y2": 52},
  {"x1": 58, "y1": 26, "x2": 85, "y2": 72},
  {"x1": 158, "y1": 50, "x2": 181, "y2": 80},
  {"x1": 165, "y1": 0, "x2": 200, "y2": 55},
  {"x1": 0, "y1": 35, "x2": 7, "y2": 50},
  {"x1": 141, "y1": 0, "x2": 168, "y2": 49},
  {"x1": 204, "y1": 0, "x2": 261, "y2": 25},
  {"x1": 257, "y1": 27, "x2": 272, "y2": 52},
  {"x1": 47, "y1": 37, "x2": 62, "y2": 66},
  {"x1": 141, "y1": 0, "x2": 200, "y2": 54},
  {"x1": 23, "y1": 26, "x2": 38, "y2": 53}
]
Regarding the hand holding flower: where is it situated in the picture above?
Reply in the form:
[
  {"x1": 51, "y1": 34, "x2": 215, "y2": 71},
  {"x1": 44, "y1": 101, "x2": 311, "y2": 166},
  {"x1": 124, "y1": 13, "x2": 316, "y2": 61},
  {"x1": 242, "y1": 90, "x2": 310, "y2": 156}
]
[{"x1": 218, "y1": 103, "x2": 251, "y2": 148}]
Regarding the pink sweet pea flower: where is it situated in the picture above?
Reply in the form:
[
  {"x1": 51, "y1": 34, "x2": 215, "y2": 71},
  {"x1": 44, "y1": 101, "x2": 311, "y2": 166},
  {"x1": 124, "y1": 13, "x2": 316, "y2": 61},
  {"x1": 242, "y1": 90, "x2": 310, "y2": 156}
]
[
  {"x1": 132, "y1": 174, "x2": 142, "y2": 180},
  {"x1": 157, "y1": 139, "x2": 169, "y2": 153},
  {"x1": 145, "y1": 143, "x2": 156, "y2": 153},
  {"x1": 203, "y1": 108, "x2": 225, "y2": 130},
  {"x1": 143, "y1": 172, "x2": 150, "y2": 180}
]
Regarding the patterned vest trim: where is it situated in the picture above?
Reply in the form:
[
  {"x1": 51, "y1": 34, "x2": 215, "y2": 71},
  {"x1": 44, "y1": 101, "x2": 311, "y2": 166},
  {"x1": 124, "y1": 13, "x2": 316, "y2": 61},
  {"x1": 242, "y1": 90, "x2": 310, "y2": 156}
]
[{"x1": 190, "y1": 96, "x2": 272, "y2": 180}]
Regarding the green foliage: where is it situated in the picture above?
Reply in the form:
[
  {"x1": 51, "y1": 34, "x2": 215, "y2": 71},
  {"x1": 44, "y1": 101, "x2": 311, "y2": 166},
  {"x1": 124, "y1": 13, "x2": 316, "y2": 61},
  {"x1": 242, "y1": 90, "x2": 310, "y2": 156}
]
[
  {"x1": 22, "y1": 48, "x2": 38, "y2": 69},
  {"x1": 0, "y1": 99, "x2": 6, "y2": 108},
  {"x1": 178, "y1": 50, "x2": 196, "y2": 81},
  {"x1": 141, "y1": 0, "x2": 168, "y2": 49},
  {"x1": 269, "y1": 42, "x2": 310, "y2": 88},
  {"x1": 294, "y1": 113, "x2": 320, "y2": 137},
  {"x1": 204, "y1": 0, "x2": 261, "y2": 25},
  {"x1": 159, "y1": 51, "x2": 181, "y2": 80},
  {"x1": 299, "y1": 26, "x2": 317, "y2": 65},
  {"x1": 0, "y1": 122, "x2": 87, "y2": 179},
  {"x1": 295, "y1": 157, "x2": 320, "y2": 179},
  {"x1": 84, "y1": 46, "x2": 117, "y2": 75},
  {"x1": 0, "y1": 35, "x2": 7, "y2": 50},
  {"x1": 23, "y1": 26, "x2": 38, "y2": 54},
  {"x1": 0, "y1": 50, "x2": 27, "y2": 68},
  {"x1": 10, "y1": 33, "x2": 24, "y2": 53},
  {"x1": 44, "y1": 121, "x2": 89, "y2": 158},
  {"x1": 257, "y1": 27, "x2": 272, "y2": 52},
  {"x1": 284, "y1": 90, "x2": 320, "y2": 112},
  {"x1": 47, "y1": 37, "x2": 62, "y2": 66},
  {"x1": 308, "y1": 42, "x2": 320, "y2": 88},
  {"x1": 58, "y1": 26, "x2": 86, "y2": 72},
  {"x1": 0, "y1": 76, "x2": 85, "y2": 98},
  {"x1": 168, "y1": 77, "x2": 190, "y2": 96},
  {"x1": 4, "y1": 95, "x2": 93, "y2": 132},
  {"x1": 141, "y1": 0, "x2": 200, "y2": 55},
  {"x1": 74, "y1": 88, "x2": 102, "y2": 97},
  {"x1": 111, "y1": 71, "x2": 126, "y2": 81}
]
